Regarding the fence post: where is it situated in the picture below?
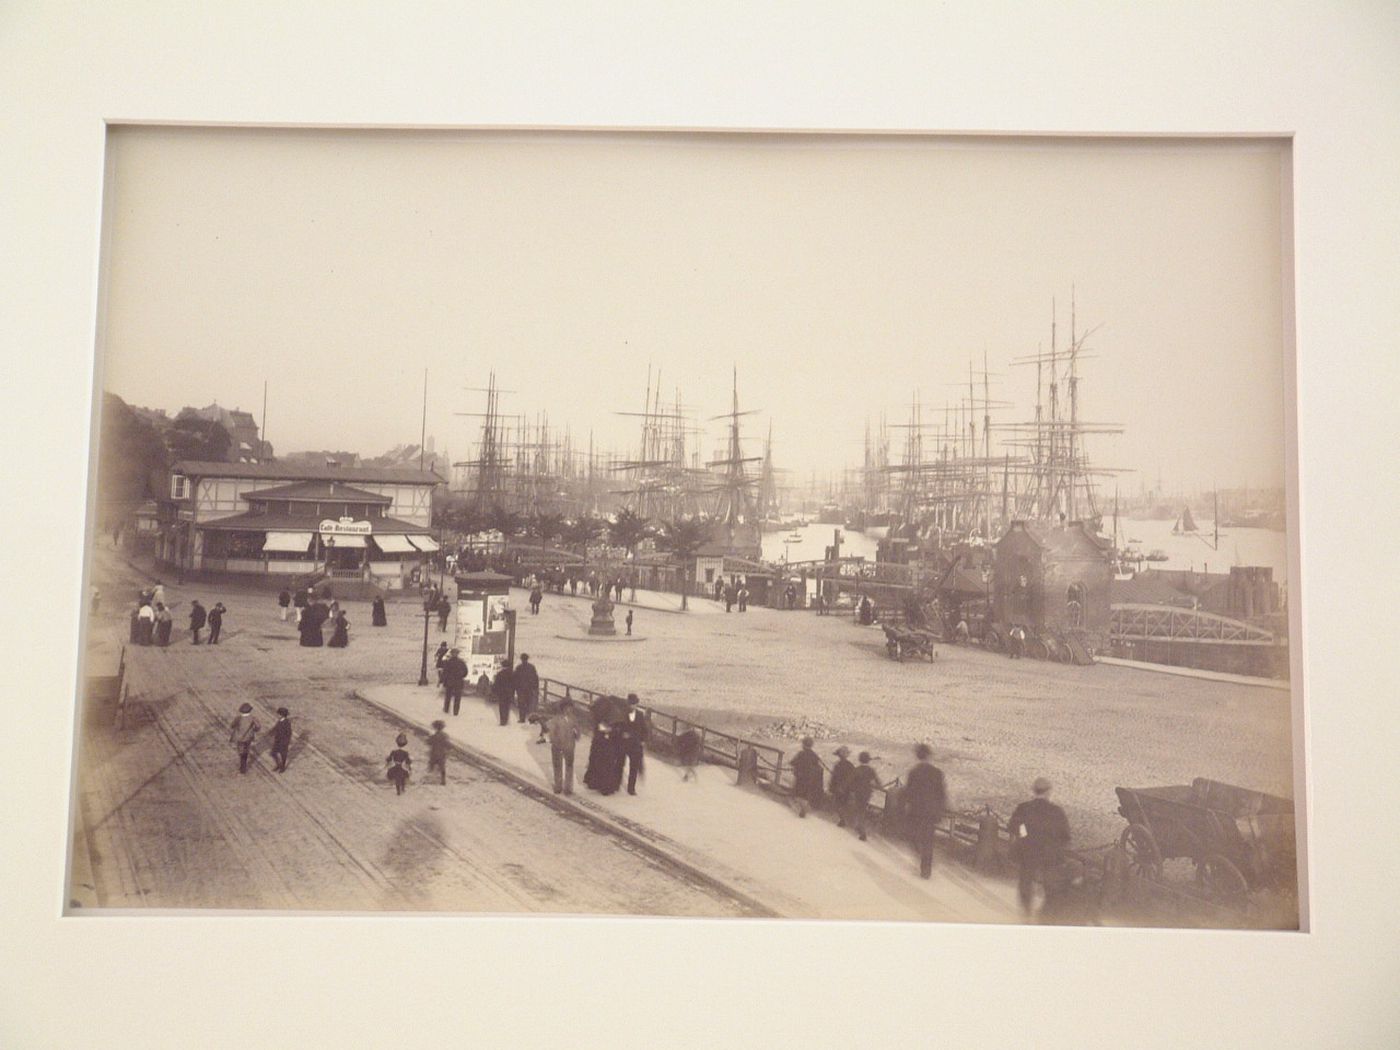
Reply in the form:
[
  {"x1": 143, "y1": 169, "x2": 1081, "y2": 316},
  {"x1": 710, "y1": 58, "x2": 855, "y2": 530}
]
[
  {"x1": 976, "y1": 808, "x2": 1001, "y2": 871},
  {"x1": 736, "y1": 747, "x2": 759, "y2": 786}
]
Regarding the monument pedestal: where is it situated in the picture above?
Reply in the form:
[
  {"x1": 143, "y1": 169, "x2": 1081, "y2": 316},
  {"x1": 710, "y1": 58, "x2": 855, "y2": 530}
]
[{"x1": 588, "y1": 596, "x2": 617, "y2": 636}]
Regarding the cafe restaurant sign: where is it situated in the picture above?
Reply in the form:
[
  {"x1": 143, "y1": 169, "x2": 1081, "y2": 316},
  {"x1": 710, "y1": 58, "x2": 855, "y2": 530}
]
[{"x1": 319, "y1": 517, "x2": 373, "y2": 536}]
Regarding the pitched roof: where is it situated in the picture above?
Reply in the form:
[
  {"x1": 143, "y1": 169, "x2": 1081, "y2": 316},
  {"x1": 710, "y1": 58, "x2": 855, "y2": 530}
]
[
  {"x1": 172, "y1": 460, "x2": 443, "y2": 485},
  {"x1": 196, "y1": 511, "x2": 432, "y2": 534},
  {"x1": 241, "y1": 480, "x2": 393, "y2": 503}
]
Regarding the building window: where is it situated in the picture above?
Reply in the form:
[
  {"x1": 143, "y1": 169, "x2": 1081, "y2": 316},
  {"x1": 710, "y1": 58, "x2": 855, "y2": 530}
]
[
  {"x1": 1067, "y1": 583, "x2": 1086, "y2": 628},
  {"x1": 170, "y1": 474, "x2": 189, "y2": 500}
]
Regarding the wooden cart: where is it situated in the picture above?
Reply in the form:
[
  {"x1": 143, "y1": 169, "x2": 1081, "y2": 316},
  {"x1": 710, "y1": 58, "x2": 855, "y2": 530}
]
[{"x1": 1114, "y1": 777, "x2": 1297, "y2": 911}]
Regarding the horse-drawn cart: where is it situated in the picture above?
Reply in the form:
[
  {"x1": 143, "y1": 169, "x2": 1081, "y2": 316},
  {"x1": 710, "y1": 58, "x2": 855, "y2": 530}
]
[
  {"x1": 882, "y1": 623, "x2": 938, "y2": 662},
  {"x1": 1114, "y1": 777, "x2": 1297, "y2": 912}
]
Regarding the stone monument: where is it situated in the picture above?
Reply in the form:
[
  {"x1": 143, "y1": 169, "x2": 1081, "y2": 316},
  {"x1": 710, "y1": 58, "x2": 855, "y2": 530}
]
[{"x1": 588, "y1": 594, "x2": 617, "y2": 636}]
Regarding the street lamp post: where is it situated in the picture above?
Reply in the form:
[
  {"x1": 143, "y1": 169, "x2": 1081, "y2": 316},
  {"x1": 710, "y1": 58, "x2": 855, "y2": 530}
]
[{"x1": 417, "y1": 593, "x2": 432, "y2": 686}]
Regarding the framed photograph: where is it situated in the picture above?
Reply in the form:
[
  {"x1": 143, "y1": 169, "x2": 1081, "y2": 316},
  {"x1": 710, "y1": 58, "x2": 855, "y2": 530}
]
[{"x1": 5, "y1": 4, "x2": 1398, "y2": 1048}]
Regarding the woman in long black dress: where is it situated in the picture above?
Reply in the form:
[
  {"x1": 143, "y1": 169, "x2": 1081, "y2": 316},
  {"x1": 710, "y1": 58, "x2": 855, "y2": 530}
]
[
  {"x1": 583, "y1": 695, "x2": 627, "y2": 796},
  {"x1": 299, "y1": 602, "x2": 325, "y2": 647},
  {"x1": 328, "y1": 611, "x2": 350, "y2": 648},
  {"x1": 371, "y1": 596, "x2": 388, "y2": 627}
]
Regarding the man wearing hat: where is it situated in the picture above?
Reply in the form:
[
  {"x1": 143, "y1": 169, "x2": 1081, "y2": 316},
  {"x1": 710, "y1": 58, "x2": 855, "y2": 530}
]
[
  {"x1": 513, "y1": 653, "x2": 540, "y2": 724},
  {"x1": 619, "y1": 693, "x2": 649, "y2": 796},
  {"x1": 269, "y1": 707, "x2": 293, "y2": 773},
  {"x1": 829, "y1": 746, "x2": 856, "y2": 820},
  {"x1": 1007, "y1": 776, "x2": 1072, "y2": 920},
  {"x1": 846, "y1": 752, "x2": 881, "y2": 841},
  {"x1": 789, "y1": 736, "x2": 825, "y2": 818},
  {"x1": 228, "y1": 702, "x2": 261, "y2": 774},
  {"x1": 426, "y1": 720, "x2": 451, "y2": 785},
  {"x1": 440, "y1": 646, "x2": 469, "y2": 716},
  {"x1": 900, "y1": 742, "x2": 947, "y2": 878}
]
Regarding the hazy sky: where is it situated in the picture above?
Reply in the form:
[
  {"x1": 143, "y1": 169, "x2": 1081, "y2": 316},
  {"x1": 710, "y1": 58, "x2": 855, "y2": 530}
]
[{"x1": 99, "y1": 128, "x2": 1288, "y2": 492}]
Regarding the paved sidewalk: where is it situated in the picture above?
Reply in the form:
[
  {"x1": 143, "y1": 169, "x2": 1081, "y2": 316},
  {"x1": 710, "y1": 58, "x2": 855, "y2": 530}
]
[
  {"x1": 358, "y1": 683, "x2": 1020, "y2": 923},
  {"x1": 1096, "y1": 656, "x2": 1290, "y2": 691}
]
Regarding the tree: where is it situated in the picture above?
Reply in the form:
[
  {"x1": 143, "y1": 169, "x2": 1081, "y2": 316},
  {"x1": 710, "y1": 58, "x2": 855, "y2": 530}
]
[
  {"x1": 656, "y1": 516, "x2": 712, "y2": 611},
  {"x1": 96, "y1": 393, "x2": 169, "y2": 530},
  {"x1": 528, "y1": 512, "x2": 567, "y2": 552},
  {"x1": 562, "y1": 515, "x2": 606, "y2": 553},
  {"x1": 488, "y1": 505, "x2": 525, "y2": 545},
  {"x1": 608, "y1": 508, "x2": 652, "y2": 558},
  {"x1": 166, "y1": 416, "x2": 233, "y2": 462}
]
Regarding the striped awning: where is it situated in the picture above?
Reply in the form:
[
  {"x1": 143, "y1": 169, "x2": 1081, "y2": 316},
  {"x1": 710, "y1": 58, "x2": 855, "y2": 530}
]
[
  {"x1": 371, "y1": 534, "x2": 418, "y2": 554},
  {"x1": 408, "y1": 535, "x2": 440, "y2": 552},
  {"x1": 262, "y1": 531, "x2": 314, "y2": 553}
]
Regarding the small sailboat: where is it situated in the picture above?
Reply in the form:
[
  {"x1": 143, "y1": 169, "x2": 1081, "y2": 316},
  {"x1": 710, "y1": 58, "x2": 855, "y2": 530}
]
[{"x1": 1172, "y1": 506, "x2": 1199, "y2": 535}]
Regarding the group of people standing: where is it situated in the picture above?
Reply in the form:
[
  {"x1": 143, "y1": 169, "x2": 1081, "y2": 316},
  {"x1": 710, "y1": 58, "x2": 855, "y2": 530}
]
[
  {"x1": 127, "y1": 585, "x2": 226, "y2": 647},
  {"x1": 716, "y1": 579, "x2": 751, "y2": 612},
  {"x1": 579, "y1": 693, "x2": 648, "y2": 797},
  {"x1": 788, "y1": 738, "x2": 948, "y2": 879},
  {"x1": 291, "y1": 592, "x2": 349, "y2": 648}
]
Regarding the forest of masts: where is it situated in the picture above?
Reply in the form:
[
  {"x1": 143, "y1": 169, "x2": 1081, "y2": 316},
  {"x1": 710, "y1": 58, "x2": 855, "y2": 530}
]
[{"x1": 446, "y1": 296, "x2": 1124, "y2": 545}]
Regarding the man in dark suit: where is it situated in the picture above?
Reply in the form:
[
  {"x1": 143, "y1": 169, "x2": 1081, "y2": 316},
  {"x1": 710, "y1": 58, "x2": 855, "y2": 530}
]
[
  {"x1": 440, "y1": 647, "x2": 469, "y2": 716},
  {"x1": 492, "y1": 664, "x2": 515, "y2": 726},
  {"x1": 513, "y1": 653, "x2": 540, "y2": 724},
  {"x1": 1007, "y1": 776, "x2": 1072, "y2": 920},
  {"x1": 269, "y1": 707, "x2": 293, "y2": 772},
  {"x1": 901, "y1": 742, "x2": 947, "y2": 878},
  {"x1": 619, "y1": 693, "x2": 649, "y2": 795}
]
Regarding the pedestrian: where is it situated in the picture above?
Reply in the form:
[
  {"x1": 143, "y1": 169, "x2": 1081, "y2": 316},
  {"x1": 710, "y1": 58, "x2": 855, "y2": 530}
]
[
  {"x1": 128, "y1": 605, "x2": 140, "y2": 643},
  {"x1": 569, "y1": 576, "x2": 578, "y2": 596},
  {"x1": 137, "y1": 600, "x2": 155, "y2": 645},
  {"x1": 1008, "y1": 776, "x2": 1072, "y2": 921},
  {"x1": 426, "y1": 720, "x2": 450, "y2": 785},
  {"x1": 625, "y1": 609, "x2": 634, "y2": 636},
  {"x1": 1009, "y1": 624, "x2": 1026, "y2": 659},
  {"x1": 437, "y1": 595, "x2": 451, "y2": 633},
  {"x1": 228, "y1": 702, "x2": 261, "y2": 774},
  {"x1": 155, "y1": 602, "x2": 173, "y2": 646},
  {"x1": 371, "y1": 595, "x2": 387, "y2": 627},
  {"x1": 152, "y1": 581, "x2": 166, "y2": 608},
  {"x1": 327, "y1": 599, "x2": 340, "y2": 628},
  {"x1": 583, "y1": 711, "x2": 623, "y2": 796},
  {"x1": 433, "y1": 641, "x2": 450, "y2": 685},
  {"x1": 789, "y1": 736, "x2": 824, "y2": 817},
  {"x1": 298, "y1": 600, "x2": 325, "y2": 647},
  {"x1": 547, "y1": 699, "x2": 581, "y2": 795},
  {"x1": 189, "y1": 600, "x2": 207, "y2": 644},
  {"x1": 677, "y1": 728, "x2": 702, "y2": 782},
  {"x1": 955, "y1": 618, "x2": 970, "y2": 644},
  {"x1": 386, "y1": 733, "x2": 412, "y2": 795},
  {"x1": 440, "y1": 647, "x2": 468, "y2": 716},
  {"x1": 619, "y1": 693, "x2": 648, "y2": 796},
  {"x1": 829, "y1": 746, "x2": 855, "y2": 821},
  {"x1": 738, "y1": 586, "x2": 749, "y2": 612},
  {"x1": 268, "y1": 707, "x2": 292, "y2": 772},
  {"x1": 713, "y1": 578, "x2": 723, "y2": 602},
  {"x1": 846, "y1": 751, "x2": 880, "y2": 841},
  {"x1": 208, "y1": 602, "x2": 226, "y2": 645},
  {"x1": 723, "y1": 584, "x2": 734, "y2": 613},
  {"x1": 278, "y1": 589, "x2": 291, "y2": 621},
  {"x1": 292, "y1": 586, "x2": 309, "y2": 625},
  {"x1": 529, "y1": 584, "x2": 542, "y2": 615},
  {"x1": 513, "y1": 653, "x2": 539, "y2": 723},
  {"x1": 900, "y1": 742, "x2": 947, "y2": 878},
  {"x1": 492, "y1": 664, "x2": 515, "y2": 726},
  {"x1": 328, "y1": 609, "x2": 350, "y2": 648},
  {"x1": 614, "y1": 578, "x2": 624, "y2": 603}
]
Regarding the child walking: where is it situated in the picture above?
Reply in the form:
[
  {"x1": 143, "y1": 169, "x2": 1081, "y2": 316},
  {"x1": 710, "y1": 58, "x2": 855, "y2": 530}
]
[{"x1": 386, "y1": 734, "x2": 412, "y2": 795}]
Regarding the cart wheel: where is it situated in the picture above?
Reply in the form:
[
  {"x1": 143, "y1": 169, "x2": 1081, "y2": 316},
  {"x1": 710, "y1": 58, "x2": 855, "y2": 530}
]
[
  {"x1": 1119, "y1": 824, "x2": 1162, "y2": 881},
  {"x1": 1029, "y1": 638, "x2": 1050, "y2": 660},
  {"x1": 1054, "y1": 642, "x2": 1072, "y2": 663},
  {"x1": 1196, "y1": 854, "x2": 1249, "y2": 912},
  {"x1": 985, "y1": 630, "x2": 1003, "y2": 653}
]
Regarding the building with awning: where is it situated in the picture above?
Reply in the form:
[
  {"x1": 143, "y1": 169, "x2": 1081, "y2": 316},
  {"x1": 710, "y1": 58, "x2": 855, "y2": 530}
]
[{"x1": 157, "y1": 461, "x2": 443, "y2": 588}]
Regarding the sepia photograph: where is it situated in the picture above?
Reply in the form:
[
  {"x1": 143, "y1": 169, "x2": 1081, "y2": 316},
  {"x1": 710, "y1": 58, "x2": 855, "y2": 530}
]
[{"x1": 72, "y1": 126, "x2": 1302, "y2": 928}]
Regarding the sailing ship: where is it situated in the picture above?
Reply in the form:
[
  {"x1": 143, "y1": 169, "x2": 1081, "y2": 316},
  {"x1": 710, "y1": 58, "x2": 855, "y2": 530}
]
[{"x1": 1172, "y1": 505, "x2": 1199, "y2": 534}]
